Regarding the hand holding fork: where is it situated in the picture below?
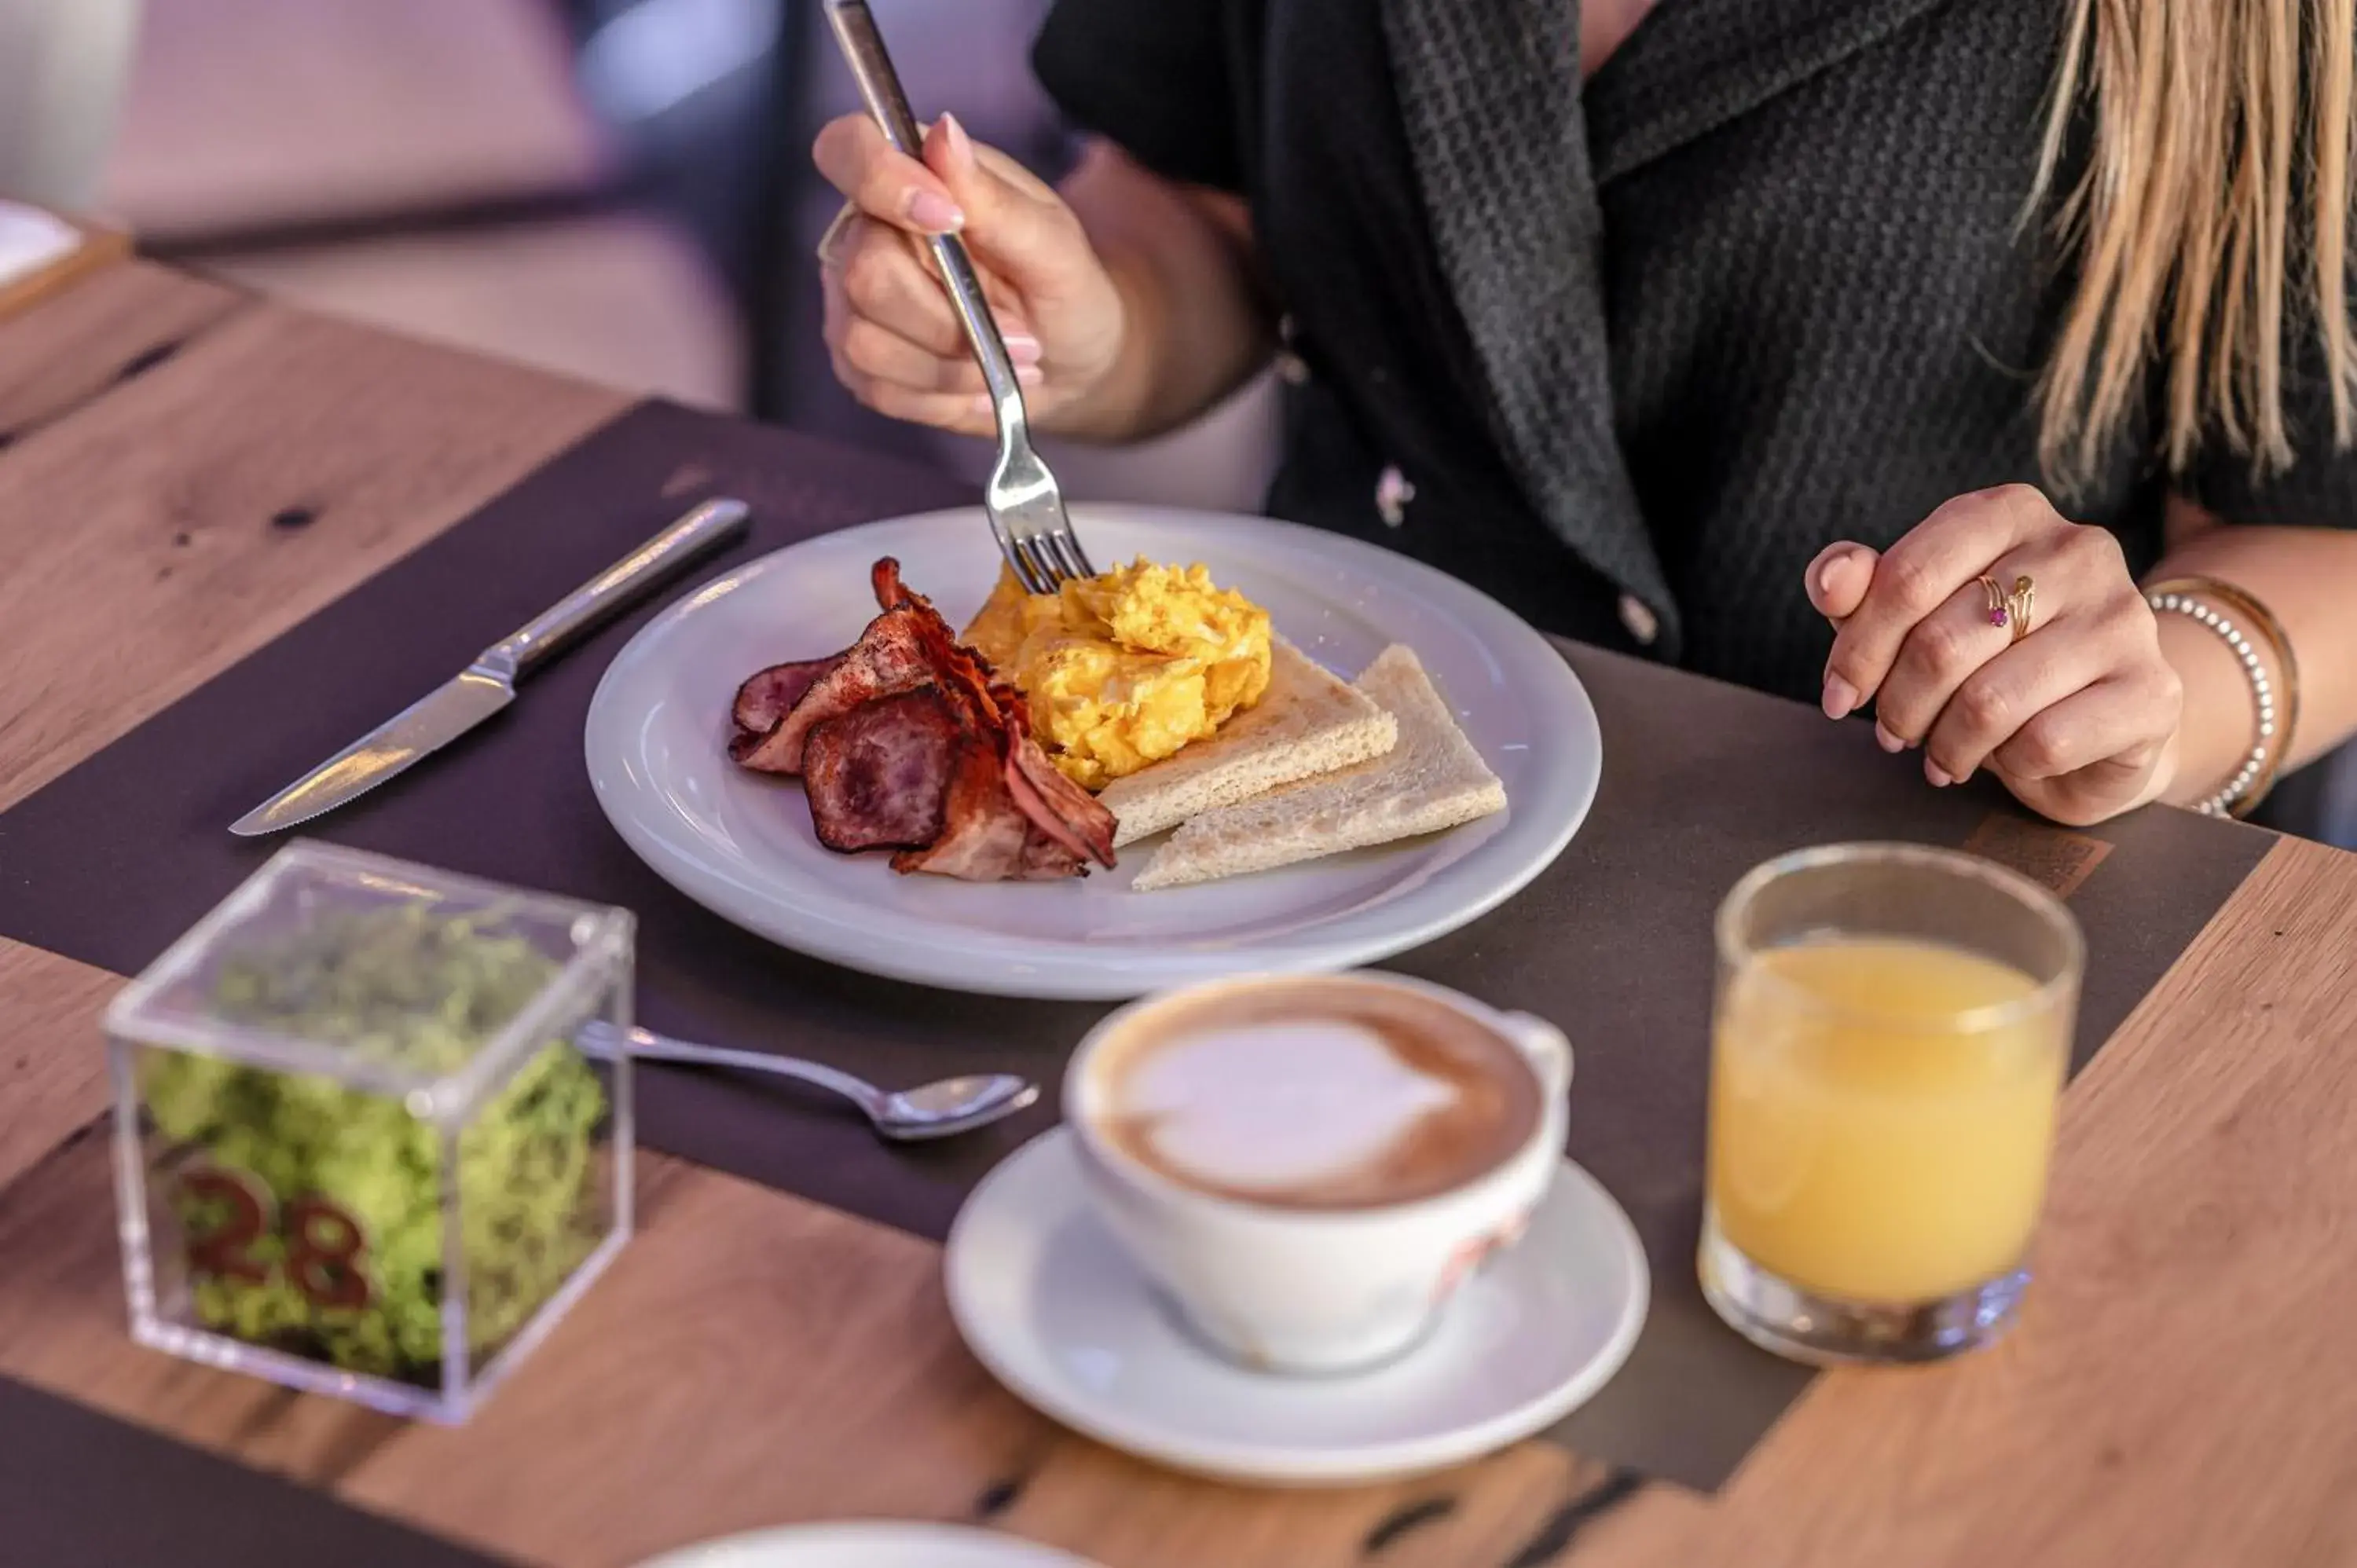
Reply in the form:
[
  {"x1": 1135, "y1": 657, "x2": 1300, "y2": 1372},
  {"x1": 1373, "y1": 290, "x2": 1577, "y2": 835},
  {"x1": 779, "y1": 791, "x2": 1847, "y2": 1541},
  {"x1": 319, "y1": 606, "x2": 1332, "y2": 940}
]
[{"x1": 818, "y1": 0, "x2": 1099, "y2": 593}]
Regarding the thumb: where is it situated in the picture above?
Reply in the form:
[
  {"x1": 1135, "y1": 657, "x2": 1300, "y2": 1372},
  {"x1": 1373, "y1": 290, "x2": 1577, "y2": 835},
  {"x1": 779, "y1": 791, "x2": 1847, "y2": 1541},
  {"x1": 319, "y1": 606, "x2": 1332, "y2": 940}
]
[
  {"x1": 1807, "y1": 543, "x2": 1878, "y2": 623},
  {"x1": 923, "y1": 114, "x2": 1091, "y2": 298}
]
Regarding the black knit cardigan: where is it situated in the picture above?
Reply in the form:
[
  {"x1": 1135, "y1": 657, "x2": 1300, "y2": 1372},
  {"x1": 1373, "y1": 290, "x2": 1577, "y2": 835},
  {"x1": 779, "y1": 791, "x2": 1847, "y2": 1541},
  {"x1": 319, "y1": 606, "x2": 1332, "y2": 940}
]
[{"x1": 1035, "y1": 0, "x2": 2357, "y2": 702}]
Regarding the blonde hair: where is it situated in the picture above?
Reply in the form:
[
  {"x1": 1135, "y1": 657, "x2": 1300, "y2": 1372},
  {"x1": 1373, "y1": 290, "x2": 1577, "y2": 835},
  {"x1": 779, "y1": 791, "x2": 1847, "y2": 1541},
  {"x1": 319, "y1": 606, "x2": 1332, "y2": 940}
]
[{"x1": 2033, "y1": 0, "x2": 2357, "y2": 489}]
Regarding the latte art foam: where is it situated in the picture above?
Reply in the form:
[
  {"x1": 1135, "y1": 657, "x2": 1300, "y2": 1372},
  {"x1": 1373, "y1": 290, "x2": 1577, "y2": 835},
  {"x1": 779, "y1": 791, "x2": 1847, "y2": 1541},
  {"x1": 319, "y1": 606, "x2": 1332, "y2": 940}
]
[
  {"x1": 1091, "y1": 979, "x2": 1543, "y2": 1210},
  {"x1": 1119, "y1": 1021, "x2": 1462, "y2": 1195}
]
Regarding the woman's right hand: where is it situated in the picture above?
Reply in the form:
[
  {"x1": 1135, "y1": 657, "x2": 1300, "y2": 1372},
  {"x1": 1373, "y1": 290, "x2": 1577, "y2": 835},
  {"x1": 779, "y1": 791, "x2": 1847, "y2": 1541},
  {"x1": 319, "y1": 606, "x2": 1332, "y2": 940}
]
[{"x1": 812, "y1": 111, "x2": 1130, "y2": 438}]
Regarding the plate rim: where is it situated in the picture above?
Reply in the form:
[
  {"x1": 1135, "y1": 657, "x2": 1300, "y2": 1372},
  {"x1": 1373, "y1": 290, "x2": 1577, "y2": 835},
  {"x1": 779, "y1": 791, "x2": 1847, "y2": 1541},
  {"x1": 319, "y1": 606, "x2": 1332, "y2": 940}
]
[
  {"x1": 940, "y1": 1127, "x2": 1651, "y2": 1488},
  {"x1": 584, "y1": 505, "x2": 1601, "y2": 1001},
  {"x1": 632, "y1": 1519, "x2": 1101, "y2": 1568}
]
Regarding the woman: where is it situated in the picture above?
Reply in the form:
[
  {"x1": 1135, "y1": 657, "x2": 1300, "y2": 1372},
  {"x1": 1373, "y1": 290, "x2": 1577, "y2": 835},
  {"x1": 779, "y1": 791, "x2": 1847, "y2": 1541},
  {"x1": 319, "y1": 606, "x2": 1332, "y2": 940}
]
[{"x1": 811, "y1": 0, "x2": 2357, "y2": 829}]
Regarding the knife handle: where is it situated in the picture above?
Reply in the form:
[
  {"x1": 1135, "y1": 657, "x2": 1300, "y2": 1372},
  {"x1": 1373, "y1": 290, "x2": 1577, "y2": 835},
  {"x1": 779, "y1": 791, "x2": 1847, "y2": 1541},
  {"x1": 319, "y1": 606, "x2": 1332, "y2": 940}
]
[{"x1": 484, "y1": 498, "x2": 751, "y2": 676}]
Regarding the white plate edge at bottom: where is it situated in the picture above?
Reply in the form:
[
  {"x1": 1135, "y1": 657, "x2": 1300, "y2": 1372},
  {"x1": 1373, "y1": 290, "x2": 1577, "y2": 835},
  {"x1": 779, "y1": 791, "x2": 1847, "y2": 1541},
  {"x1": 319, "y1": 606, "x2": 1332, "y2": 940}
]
[
  {"x1": 633, "y1": 1519, "x2": 1103, "y2": 1568},
  {"x1": 592, "y1": 784, "x2": 1588, "y2": 1001},
  {"x1": 941, "y1": 1129, "x2": 1651, "y2": 1488}
]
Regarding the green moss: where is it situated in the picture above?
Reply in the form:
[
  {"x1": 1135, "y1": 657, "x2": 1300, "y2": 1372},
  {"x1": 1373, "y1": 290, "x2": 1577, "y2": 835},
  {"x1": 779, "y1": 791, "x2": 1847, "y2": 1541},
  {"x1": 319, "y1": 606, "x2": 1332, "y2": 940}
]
[{"x1": 143, "y1": 905, "x2": 610, "y2": 1384}]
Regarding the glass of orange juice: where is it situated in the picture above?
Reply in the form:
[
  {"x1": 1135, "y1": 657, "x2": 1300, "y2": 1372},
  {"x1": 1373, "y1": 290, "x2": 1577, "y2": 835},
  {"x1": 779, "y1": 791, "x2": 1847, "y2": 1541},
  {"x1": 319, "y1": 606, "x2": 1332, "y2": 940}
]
[{"x1": 1701, "y1": 842, "x2": 2084, "y2": 1364}]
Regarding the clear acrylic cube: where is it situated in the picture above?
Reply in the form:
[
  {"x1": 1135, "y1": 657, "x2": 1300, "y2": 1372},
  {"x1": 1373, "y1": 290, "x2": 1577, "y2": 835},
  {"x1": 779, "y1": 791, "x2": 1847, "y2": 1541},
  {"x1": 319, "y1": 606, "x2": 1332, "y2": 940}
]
[{"x1": 105, "y1": 841, "x2": 635, "y2": 1423}]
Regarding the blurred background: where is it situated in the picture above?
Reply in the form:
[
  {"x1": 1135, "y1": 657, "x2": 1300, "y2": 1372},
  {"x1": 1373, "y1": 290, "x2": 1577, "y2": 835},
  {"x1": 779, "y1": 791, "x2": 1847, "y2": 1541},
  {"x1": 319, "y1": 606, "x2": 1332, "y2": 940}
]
[
  {"x1": 4, "y1": 0, "x2": 2350, "y2": 845},
  {"x1": 2, "y1": 0, "x2": 1278, "y2": 510}
]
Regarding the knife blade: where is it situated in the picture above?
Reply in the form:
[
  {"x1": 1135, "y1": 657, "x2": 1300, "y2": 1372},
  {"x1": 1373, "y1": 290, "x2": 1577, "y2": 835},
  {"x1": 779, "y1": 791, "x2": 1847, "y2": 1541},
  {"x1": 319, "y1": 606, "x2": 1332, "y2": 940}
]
[{"x1": 229, "y1": 496, "x2": 751, "y2": 837}]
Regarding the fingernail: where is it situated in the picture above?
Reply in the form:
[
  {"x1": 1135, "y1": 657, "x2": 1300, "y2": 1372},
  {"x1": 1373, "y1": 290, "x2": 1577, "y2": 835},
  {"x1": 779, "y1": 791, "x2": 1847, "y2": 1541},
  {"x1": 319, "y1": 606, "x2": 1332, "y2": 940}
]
[
  {"x1": 1926, "y1": 760, "x2": 1953, "y2": 788},
  {"x1": 1822, "y1": 675, "x2": 1858, "y2": 720},
  {"x1": 906, "y1": 189, "x2": 964, "y2": 233},
  {"x1": 1004, "y1": 332, "x2": 1043, "y2": 365},
  {"x1": 1875, "y1": 720, "x2": 1906, "y2": 754},
  {"x1": 971, "y1": 391, "x2": 999, "y2": 417},
  {"x1": 1016, "y1": 364, "x2": 1045, "y2": 387},
  {"x1": 1817, "y1": 555, "x2": 1846, "y2": 597},
  {"x1": 940, "y1": 112, "x2": 976, "y2": 174}
]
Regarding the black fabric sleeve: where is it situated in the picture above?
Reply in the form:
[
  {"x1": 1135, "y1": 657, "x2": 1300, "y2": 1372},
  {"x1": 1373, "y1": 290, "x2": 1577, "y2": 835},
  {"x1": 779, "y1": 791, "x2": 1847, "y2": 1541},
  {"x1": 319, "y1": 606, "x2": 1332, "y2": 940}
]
[{"x1": 1031, "y1": 0, "x2": 1244, "y2": 193}]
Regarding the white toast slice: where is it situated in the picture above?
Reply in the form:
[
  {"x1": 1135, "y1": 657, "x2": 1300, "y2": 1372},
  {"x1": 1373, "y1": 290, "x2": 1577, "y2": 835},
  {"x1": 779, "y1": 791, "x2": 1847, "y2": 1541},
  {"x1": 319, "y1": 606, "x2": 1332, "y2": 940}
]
[
  {"x1": 1131, "y1": 644, "x2": 1505, "y2": 891},
  {"x1": 1098, "y1": 637, "x2": 1397, "y2": 848}
]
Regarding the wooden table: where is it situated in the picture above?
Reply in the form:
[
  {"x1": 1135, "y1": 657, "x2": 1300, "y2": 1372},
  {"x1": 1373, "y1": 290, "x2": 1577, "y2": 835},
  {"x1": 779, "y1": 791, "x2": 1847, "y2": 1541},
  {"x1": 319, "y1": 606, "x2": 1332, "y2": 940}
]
[{"x1": 3, "y1": 255, "x2": 2355, "y2": 1568}]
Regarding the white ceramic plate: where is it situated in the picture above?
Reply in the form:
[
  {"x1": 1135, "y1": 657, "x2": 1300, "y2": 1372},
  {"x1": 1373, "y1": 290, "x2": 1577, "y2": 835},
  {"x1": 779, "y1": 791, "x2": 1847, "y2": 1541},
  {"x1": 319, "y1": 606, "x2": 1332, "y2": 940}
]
[
  {"x1": 585, "y1": 506, "x2": 1600, "y2": 1000},
  {"x1": 636, "y1": 1522, "x2": 1100, "y2": 1568},
  {"x1": 943, "y1": 1130, "x2": 1650, "y2": 1487}
]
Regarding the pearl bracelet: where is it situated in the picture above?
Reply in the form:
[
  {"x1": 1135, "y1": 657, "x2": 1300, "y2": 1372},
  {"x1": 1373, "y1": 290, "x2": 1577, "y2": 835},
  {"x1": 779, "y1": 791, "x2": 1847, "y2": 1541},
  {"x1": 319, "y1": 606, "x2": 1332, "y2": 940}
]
[{"x1": 2145, "y1": 581, "x2": 2296, "y2": 818}]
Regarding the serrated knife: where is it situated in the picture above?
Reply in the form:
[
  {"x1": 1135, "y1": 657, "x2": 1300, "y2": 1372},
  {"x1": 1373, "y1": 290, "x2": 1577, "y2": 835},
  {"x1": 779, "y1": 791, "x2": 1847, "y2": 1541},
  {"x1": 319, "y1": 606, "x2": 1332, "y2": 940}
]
[{"x1": 229, "y1": 496, "x2": 751, "y2": 837}]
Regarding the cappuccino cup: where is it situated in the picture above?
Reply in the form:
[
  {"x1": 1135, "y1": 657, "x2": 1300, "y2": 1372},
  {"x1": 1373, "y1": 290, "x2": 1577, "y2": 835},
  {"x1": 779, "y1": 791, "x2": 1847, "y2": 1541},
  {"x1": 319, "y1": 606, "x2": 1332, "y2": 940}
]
[{"x1": 1065, "y1": 971, "x2": 1571, "y2": 1375}]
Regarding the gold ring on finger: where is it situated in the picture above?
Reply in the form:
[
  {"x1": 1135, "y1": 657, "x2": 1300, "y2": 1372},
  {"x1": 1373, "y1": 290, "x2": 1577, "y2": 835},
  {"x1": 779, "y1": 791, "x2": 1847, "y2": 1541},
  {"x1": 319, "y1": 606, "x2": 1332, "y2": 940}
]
[
  {"x1": 1978, "y1": 574, "x2": 2007, "y2": 630},
  {"x1": 2006, "y1": 574, "x2": 2036, "y2": 643}
]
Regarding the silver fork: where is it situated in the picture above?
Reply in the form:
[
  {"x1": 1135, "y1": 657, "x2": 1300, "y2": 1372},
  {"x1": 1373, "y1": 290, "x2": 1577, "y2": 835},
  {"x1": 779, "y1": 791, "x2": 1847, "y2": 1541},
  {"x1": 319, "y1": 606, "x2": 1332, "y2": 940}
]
[{"x1": 825, "y1": 0, "x2": 1097, "y2": 594}]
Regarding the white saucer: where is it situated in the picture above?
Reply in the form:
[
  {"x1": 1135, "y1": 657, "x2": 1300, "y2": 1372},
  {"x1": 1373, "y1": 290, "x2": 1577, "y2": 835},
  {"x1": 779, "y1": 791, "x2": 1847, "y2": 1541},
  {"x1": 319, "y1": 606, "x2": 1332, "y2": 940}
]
[
  {"x1": 636, "y1": 1521, "x2": 1102, "y2": 1568},
  {"x1": 943, "y1": 1130, "x2": 1649, "y2": 1488}
]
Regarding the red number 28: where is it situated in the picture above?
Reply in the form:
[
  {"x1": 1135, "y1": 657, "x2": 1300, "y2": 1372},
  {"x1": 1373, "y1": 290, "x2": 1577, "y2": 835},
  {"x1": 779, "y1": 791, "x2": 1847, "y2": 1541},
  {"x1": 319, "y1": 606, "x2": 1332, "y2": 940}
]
[
  {"x1": 176, "y1": 1168, "x2": 374, "y2": 1310},
  {"x1": 177, "y1": 1167, "x2": 273, "y2": 1284},
  {"x1": 284, "y1": 1196, "x2": 373, "y2": 1310}
]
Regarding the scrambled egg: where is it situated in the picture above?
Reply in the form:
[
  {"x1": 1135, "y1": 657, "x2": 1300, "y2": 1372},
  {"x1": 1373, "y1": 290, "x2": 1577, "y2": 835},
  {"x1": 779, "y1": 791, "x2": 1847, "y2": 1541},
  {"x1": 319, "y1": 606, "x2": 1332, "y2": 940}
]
[{"x1": 962, "y1": 558, "x2": 1272, "y2": 789}]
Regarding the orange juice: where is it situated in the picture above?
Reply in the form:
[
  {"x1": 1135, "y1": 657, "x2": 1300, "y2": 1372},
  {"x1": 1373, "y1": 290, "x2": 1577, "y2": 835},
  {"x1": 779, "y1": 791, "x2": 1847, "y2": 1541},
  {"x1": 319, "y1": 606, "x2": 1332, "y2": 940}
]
[{"x1": 1706, "y1": 937, "x2": 2066, "y2": 1303}]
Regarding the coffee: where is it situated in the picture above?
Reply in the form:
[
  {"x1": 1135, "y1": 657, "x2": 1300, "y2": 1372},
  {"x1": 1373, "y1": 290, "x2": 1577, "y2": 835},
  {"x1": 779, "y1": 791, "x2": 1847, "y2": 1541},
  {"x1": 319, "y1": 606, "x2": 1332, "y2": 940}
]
[{"x1": 1087, "y1": 977, "x2": 1544, "y2": 1210}]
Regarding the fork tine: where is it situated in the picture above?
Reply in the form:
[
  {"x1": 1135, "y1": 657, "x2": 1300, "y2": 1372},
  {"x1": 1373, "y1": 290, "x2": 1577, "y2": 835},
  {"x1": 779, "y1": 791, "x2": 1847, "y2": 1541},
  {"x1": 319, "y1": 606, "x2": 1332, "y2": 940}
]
[
  {"x1": 1047, "y1": 530, "x2": 1094, "y2": 583},
  {"x1": 1002, "y1": 535, "x2": 1047, "y2": 594},
  {"x1": 1013, "y1": 537, "x2": 1059, "y2": 594},
  {"x1": 989, "y1": 520, "x2": 1048, "y2": 594},
  {"x1": 1028, "y1": 533, "x2": 1066, "y2": 585}
]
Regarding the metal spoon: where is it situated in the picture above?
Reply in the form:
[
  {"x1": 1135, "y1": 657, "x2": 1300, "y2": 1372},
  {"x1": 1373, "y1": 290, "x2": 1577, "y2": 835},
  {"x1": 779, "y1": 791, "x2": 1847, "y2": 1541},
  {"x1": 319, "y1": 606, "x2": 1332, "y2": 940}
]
[{"x1": 576, "y1": 1021, "x2": 1039, "y2": 1142}]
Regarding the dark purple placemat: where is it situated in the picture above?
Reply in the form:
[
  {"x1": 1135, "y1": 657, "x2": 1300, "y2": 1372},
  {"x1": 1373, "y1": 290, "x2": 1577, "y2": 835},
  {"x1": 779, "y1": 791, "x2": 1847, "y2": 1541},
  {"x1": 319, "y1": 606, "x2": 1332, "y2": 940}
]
[
  {"x1": 0, "y1": 398, "x2": 2272, "y2": 1493},
  {"x1": 0, "y1": 1376, "x2": 505, "y2": 1566}
]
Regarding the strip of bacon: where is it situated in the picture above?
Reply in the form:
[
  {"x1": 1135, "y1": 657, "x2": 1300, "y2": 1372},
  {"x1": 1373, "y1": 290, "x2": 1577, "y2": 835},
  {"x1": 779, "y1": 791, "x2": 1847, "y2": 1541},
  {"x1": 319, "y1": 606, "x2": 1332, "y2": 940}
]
[
  {"x1": 872, "y1": 559, "x2": 1118, "y2": 870},
  {"x1": 731, "y1": 555, "x2": 1117, "y2": 881},
  {"x1": 728, "y1": 654, "x2": 846, "y2": 761},
  {"x1": 873, "y1": 557, "x2": 918, "y2": 611},
  {"x1": 731, "y1": 604, "x2": 936, "y2": 775},
  {"x1": 994, "y1": 686, "x2": 1118, "y2": 869},
  {"x1": 889, "y1": 732, "x2": 1038, "y2": 880},
  {"x1": 1017, "y1": 823, "x2": 1087, "y2": 880},
  {"x1": 801, "y1": 686, "x2": 961, "y2": 852}
]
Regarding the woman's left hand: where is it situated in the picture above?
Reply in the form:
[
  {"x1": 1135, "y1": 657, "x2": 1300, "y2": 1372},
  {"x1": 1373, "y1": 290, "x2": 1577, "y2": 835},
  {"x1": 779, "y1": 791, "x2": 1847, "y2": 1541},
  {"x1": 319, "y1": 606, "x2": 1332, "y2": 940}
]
[{"x1": 1807, "y1": 485, "x2": 2184, "y2": 827}]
